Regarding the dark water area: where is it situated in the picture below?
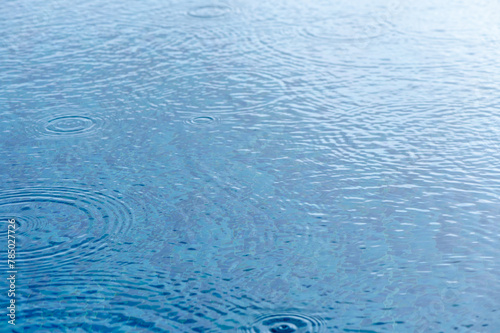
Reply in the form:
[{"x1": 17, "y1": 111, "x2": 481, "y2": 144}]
[{"x1": 1, "y1": 0, "x2": 500, "y2": 331}]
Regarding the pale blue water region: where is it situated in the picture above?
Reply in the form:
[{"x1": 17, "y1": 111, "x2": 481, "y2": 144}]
[{"x1": 1, "y1": 0, "x2": 500, "y2": 331}]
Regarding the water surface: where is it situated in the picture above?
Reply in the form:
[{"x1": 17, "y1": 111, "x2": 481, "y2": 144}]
[{"x1": 1, "y1": 0, "x2": 500, "y2": 331}]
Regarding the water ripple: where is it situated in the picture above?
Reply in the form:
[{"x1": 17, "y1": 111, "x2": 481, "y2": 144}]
[
  {"x1": 187, "y1": 4, "x2": 233, "y2": 19},
  {"x1": 300, "y1": 16, "x2": 384, "y2": 42},
  {"x1": 0, "y1": 187, "x2": 134, "y2": 273},
  {"x1": 136, "y1": 18, "x2": 261, "y2": 62},
  {"x1": 159, "y1": 71, "x2": 287, "y2": 115},
  {"x1": 19, "y1": 266, "x2": 263, "y2": 332},
  {"x1": 241, "y1": 313, "x2": 326, "y2": 333},
  {"x1": 255, "y1": 12, "x2": 388, "y2": 68},
  {"x1": 44, "y1": 115, "x2": 98, "y2": 136},
  {"x1": 185, "y1": 115, "x2": 220, "y2": 127},
  {"x1": 392, "y1": 0, "x2": 500, "y2": 43},
  {"x1": 27, "y1": 111, "x2": 104, "y2": 139}
]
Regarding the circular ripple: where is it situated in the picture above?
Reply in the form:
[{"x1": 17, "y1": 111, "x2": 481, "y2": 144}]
[
  {"x1": 0, "y1": 214, "x2": 26, "y2": 238},
  {"x1": 257, "y1": 15, "x2": 387, "y2": 68},
  {"x1": 0, "y1": 187, "x2": 134, "y2": 272},
  {"x1": 32, "y1": 114, "x2": 103, "y2": 139},
  {"x1": 187, "y1": 5, "x2": 232, "y2": 18},
  {"x1": 45, "y1": 116, "x2": 96, "y2": 135},
  {"x1": 301, "y1": 16, "x2": 383, "y2": 42},
  {"x1": 185, "y1": 115, "x2": 220, "y2": 127},
  {"x1": 162, "y1": 71, "x2": 286, "y2": 115},
  {"x1": 391, "y1": 1, "x2": 499, "y2": 43},
  {"x1": 242, "y1": 314, "x2": 325, "y2": 333}
]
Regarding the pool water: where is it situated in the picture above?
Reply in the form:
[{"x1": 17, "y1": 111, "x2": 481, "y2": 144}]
[{"x1": 1, "y1": 0, "x2": 500, "y2": 331}]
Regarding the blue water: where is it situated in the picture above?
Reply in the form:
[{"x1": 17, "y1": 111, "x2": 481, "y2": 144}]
[{"x1": 1, "y1": 0, "x2": 500, "y2": 331}]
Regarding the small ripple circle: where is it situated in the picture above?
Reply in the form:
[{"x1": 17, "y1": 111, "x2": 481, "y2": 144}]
[
  {"x1": 242, "y1": 314, "x2": 325, "y2": 333},
  {"x1": 185, "y1": 115, "x2": 220, "y2": 126}
]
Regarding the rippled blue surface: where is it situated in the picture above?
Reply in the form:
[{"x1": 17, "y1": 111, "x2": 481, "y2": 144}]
[{"x1": 1, "y1": 0, "x2": 500, "y2": 331}]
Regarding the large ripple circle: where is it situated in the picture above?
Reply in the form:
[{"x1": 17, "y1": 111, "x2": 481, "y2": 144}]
[
  {"x1": 242, "y1": 314, "x2": 325, "y2": 333},
  {"x1": 301, "y1": 16, "x2": 383, "y2": 41},
  {"x1": 162, "y1": 71, "x2": 287, "y2": 115},
  {"x1": 0, "y1": 187, "x2": 134, "y2": 273},
  {"x1": 257, "y1": 14, "x2": 387, "y2": 67}
]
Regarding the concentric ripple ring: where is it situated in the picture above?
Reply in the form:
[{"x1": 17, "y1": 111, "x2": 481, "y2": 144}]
[
  {"x1": 0, "y1": 187, "x2": 134, "y2": 273},
  {"x1": 33, "y1": 114, "x2": 103, "y2": 138},
  {"x1": 185, "y1": 115, "x2": 220, "y2": 126},
  {"x1": 45, "y1": 116, "x2": 96, "y2": 134},
  {"x1": 162, "y1": 71, "x2": 287, "y2": 115},
  {"x1": 241, "y1": 313, "x2": 326, "y2": 333}
]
